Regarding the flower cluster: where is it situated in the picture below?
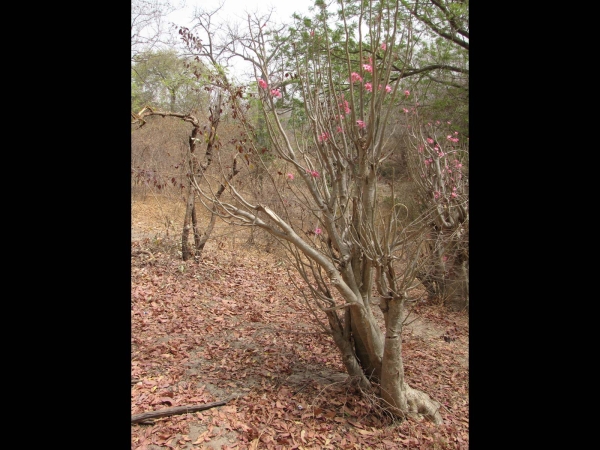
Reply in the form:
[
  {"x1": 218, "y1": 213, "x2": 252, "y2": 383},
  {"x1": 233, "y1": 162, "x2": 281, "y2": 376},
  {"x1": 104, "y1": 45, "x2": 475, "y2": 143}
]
[
  {"x1": 339, "y1": 99, "x2": 351, "y2": 115},
  {"x1": 356, "y1": 120, "x2": 366, "y2": 129},
  {"x1": 258, "y1": 79, "x2": 267, "y2": 89},
  {"x1": 271, "y1": 89, "x2": 282, "y2": 98},
  {"x1": 351, "y1": 76, "x2": 390, "y2": 95},
  {"x1": 317, "y1": 132, "x2": 330, "y2": 142},
  {"x1": 286, "y1": 173, "x2": 294, "y2": 180},
  {"x1": 350, "y1": 72, "x2": 363, "y2": 83},
  {"x1": 306, "y1": 169, "x2": 320, "y2": 178},
  {"x1": 446, "y1": 131, "x2": 460, "y2": 143}
]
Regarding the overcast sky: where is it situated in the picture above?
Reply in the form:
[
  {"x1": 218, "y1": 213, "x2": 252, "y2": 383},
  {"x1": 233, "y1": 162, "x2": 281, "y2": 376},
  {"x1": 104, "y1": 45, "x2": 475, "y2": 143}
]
[
  {"x1": 163, "y1": 0, "x2": 317, "y2": 80},
  {"x1": 166, "y1": 0, "x2": 316, "y2": 28}
]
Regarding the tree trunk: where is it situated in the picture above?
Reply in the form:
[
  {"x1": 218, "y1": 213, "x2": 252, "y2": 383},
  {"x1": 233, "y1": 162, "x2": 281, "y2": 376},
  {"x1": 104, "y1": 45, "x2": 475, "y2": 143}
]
[
  {"x1": 194, "y1": 209, "x2": 218, "y2": 257},
  {"x1": 326, "y1": 310, "x2": 371, "y2": 390},
  {"x1": 379, "y1": 297, "x2": 442, "y2": 424},
  {"x1": 349, "y1": 304, "x2": 383, "y2": 382},
  {"x1": 181, "y1": 185, "x2": 195, "y2": 261},
  {"x1": 445, "y1": 258, "x2": 469, "y2": 311}
]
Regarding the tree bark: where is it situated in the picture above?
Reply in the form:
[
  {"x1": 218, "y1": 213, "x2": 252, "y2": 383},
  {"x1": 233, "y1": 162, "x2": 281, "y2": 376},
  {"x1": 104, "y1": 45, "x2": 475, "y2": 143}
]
[
  {"x1": 326, "y1": 310, "x2": 371, "y2": 390},
  {"x1": 380, "y1": 297, "x2": 443, "y2": 424},
  {"x1": 182, "y1": 125, "x2": 200, "y2": 261},
  {"x1": 182, "y1": 186, "x2": 195, "y2": 261}
]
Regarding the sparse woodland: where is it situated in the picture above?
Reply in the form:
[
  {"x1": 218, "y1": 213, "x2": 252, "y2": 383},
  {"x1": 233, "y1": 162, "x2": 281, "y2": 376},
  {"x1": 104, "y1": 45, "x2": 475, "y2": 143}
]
[{"x1": 132, "y1": 1, "x2": 468, "y2": 448}]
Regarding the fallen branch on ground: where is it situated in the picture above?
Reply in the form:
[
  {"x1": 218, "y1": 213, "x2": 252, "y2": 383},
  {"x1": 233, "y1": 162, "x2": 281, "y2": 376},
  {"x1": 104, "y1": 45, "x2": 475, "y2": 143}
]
[{"x1": 131, "y1": 399, "x2": 230, "y2": 424}]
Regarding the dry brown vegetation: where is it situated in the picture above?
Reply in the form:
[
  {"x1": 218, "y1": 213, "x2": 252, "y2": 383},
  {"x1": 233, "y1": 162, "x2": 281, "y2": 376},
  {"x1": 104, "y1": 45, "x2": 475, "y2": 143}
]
[{"x1": 131, "y1": 194, "x2": 468, "y2": 450}]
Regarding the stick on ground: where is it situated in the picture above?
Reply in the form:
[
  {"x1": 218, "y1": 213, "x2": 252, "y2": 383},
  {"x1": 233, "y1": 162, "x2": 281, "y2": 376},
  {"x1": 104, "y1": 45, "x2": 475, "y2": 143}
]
[{"x1": 131, "y1": 399, "x2": 229, "y2": 424}]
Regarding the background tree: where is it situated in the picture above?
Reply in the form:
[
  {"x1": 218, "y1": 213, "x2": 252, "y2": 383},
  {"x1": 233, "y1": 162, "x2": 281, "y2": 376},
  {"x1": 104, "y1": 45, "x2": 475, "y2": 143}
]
[
  {"x1": 404, "y1": 114, "x2": 469, "y2": 310},
  {"x1": 132, "y1": 0, "x2": 182, "y2": 61},
  {"x1": 397, "y1": 0, "x2": 469, "y2": 135}
]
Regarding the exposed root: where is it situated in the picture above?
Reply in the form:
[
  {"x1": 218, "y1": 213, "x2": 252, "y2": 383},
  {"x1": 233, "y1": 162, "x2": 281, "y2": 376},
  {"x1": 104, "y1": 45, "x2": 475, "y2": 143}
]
[{"x1": 405, "y1": 383, "x2": 443, "y2": 424}]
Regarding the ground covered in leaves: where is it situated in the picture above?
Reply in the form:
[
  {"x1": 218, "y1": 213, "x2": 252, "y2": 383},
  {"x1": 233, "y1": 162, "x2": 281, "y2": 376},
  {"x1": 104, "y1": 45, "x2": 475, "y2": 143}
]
[{"x1": 131, "y1": 197, "x2": 469, "y2": 450}]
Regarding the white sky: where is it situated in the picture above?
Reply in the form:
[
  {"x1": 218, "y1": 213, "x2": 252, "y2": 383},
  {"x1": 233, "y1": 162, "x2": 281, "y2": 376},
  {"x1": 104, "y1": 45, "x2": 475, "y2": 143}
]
[{"x1": 166, "y1": 0, "x2": 316, "y2": 29}]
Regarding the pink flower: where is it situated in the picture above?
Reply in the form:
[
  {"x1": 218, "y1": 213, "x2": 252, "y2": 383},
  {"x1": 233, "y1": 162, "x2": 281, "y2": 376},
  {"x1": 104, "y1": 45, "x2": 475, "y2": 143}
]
[
  {"x1": 362, "y1": 64, "x2": 373, "y2": 73},
  {"x1": 286, "y1": 173, "x2": 294, "y2": 180},
  {"x1": 403, "y1": 108, "x2": 409, "y2": 113},
  {"x1": 356, "y1": 120, "x2": 366, "y2": 129},
  {"x1": 310, "y1": 30, "x2": 315, "y2": 36},
  {"x1": 258, "y1": 79, "x2": 267, "y2": 89},
  {"x1": 350, "y1": 72, "x2": 363, "y2": 83},
  {"x1": 426, "y1": 138, "x2": 434, "y2": 144},
  {"x1": 336, "y1": 126, "x2": 344, "y2": 133},
  {"x1": 434, "y1": 191, "x2": 440, "y2": 199},
  {"x1": 451, "y1": 192, "x2": 457, "y2": 198},
  {"x1": 318, "y1": 132, "x2": 330, "y2": 142},
  {"x1": 436, "y1": 120, "x2": 441, "y2": 125},
  {"x1": 381, "y1": 43, "x2": 387, "y2": 50},
  {"x1": 454, "y1": 131, "x2": 459, "y2": 135},
  {"x1": 418, "y1": 145, "x2": 423, "y2": 153},
  {"x1": 270, "y1": 89, "x2": 282, "y2": 98},
  {"x1": 314, "y1": 227, "x2": 322, "y2": 235},
  {"x1": 404, "y1": 90, "x2": 410, "y2": 97},
  {"x1": 447, "y1": 121, "x2": 452, "y2": 125},
  {"x1": 364, "y1": 82, "x2": 372, "y2": 92},
  {"x1": 385, "y1": 85, "x2": 392, "y2": 93},
  {"x1": 306, "y1": 169, "x2": 320, "y2": 178},
  {"x1": 338, "y1": 100, "x2": 351, "y2": 114}
]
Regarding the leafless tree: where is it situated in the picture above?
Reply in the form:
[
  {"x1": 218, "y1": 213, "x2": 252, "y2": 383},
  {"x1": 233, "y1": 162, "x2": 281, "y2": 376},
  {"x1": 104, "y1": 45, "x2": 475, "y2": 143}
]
[{"x1": 131, "y1": 0, "x2": 182, "y2": 61}]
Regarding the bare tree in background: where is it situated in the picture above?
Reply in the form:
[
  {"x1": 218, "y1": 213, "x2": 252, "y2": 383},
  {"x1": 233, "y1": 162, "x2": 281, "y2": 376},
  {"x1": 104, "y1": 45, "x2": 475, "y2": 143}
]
[
  {"x1": 131, "y1": 15, "x2": 253, "y2": 261},
  {"x1": 131, "y1": 0, "x2": 183, "y2": 61}
]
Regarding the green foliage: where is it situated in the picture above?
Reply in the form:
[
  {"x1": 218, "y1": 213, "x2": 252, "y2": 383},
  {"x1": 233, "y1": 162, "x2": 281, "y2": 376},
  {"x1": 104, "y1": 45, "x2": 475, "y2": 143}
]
[{"x1": 131, "y1": 49, "x2": 209, "y2": 113}]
